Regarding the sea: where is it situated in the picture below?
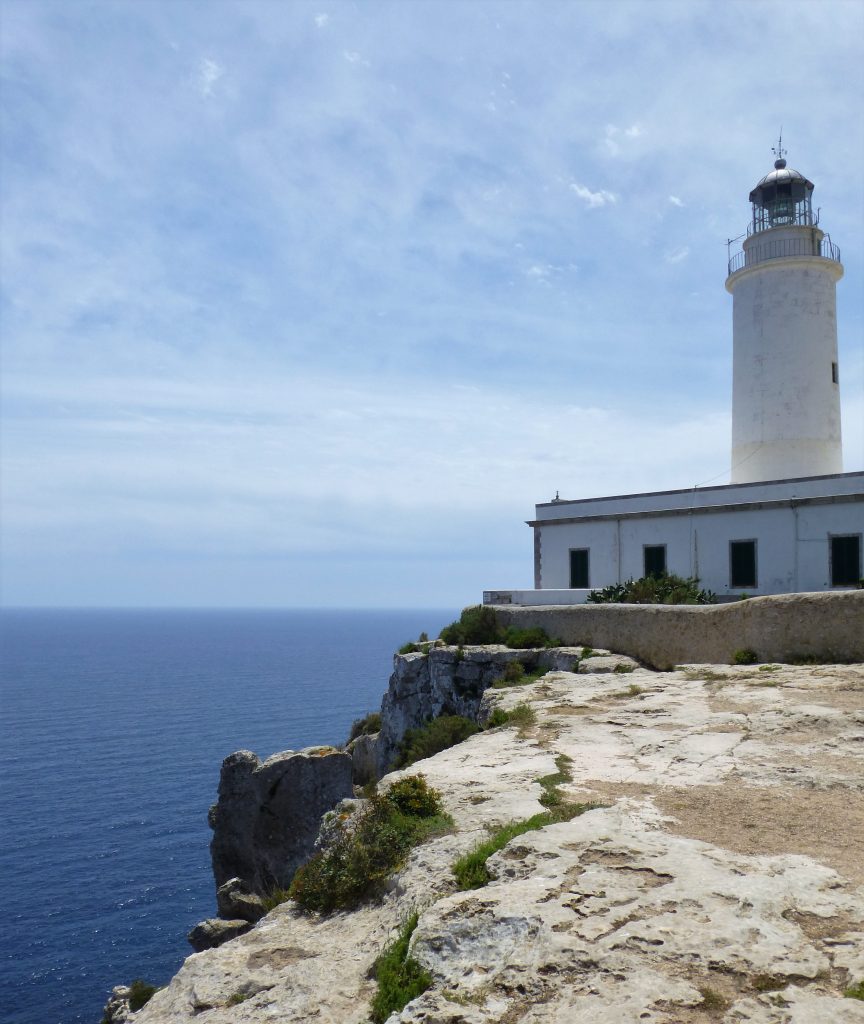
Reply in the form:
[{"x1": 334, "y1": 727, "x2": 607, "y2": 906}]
[{"x1": 0, "y1": 608, "x2": 456, "y2": 1024}]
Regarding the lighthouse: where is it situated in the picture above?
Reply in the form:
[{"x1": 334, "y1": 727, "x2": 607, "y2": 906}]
[
  {"x1": 487, "y1": 144, "x2": 863, "y2": 606},
  {"x1": 726, "y1": 143, "x2": 844, "y2": 484}
]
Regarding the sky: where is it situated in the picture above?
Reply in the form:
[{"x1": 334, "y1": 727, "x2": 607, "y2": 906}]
[{"x1": 1, "y1": 0, "x2": 863, "y2": 609}]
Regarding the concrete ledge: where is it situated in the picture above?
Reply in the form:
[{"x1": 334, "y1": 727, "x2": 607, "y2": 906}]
[{"x1": 492, "y1": 590, "x2": 864, "y2": 669}]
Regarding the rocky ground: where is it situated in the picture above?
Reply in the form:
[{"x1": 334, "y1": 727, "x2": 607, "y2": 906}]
[{"x1": 129, "y1": 656, "x2": 864, "y2": 1024}]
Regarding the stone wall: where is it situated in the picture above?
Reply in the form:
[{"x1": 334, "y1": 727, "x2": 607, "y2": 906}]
[{"x1": 492, "y1": 590, "x2": 864, "y2": 669}]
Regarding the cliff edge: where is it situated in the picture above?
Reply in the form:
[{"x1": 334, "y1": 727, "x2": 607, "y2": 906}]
[{"x1": 120, "y1": 652, "x2": 864, "y2": 1023}]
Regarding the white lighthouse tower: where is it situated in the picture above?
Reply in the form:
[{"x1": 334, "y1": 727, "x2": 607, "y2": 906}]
[{"x1": 726, "y1": 142, "x2": 844, "y2": 484}]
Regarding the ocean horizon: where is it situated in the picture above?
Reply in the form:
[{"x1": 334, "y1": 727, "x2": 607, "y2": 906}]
[{"x1": 0, "y1": 607, "x2": 457, "y2": 1024}]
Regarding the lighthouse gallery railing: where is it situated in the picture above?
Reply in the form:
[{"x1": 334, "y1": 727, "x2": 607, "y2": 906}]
[{"x1": 727, "y1": 235, "x2": 841, "y2": 277}]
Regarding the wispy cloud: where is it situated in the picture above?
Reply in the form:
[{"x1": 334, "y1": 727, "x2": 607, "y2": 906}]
[
  {"x1": 665, "y1": 246, "x2": 690, "y2": 264},
  {"x1": 668, "y1": 195, "x2": 685, "y2": 208},
  {"x1": 194, "y1": 57, "x2": 223, "y2": 97},
  {"x1": 314, "y1": 13, "x2": 330, "y2": 28},
  {"x1": 569, "y1": 181, "x2": 617, "y2": 208}
]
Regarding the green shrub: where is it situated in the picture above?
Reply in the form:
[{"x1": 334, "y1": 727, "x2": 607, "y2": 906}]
[
  {"x1": 348, "y1": 711, "x2": 382, "y2": 742},
  {"x1": 501, "y1": 660, "x2": 526, "y2": 684},
  {"x1": 586, "y1": 574, "x2": 716, "y2": 605},
  {"x1": 732, "y1": 648, "x2": 758, "y2": 665},
  {"x1": 261, "y1": 887, "x2": 291, "y2": 911},
  {"x1": 440, "y1": 605, "x2": 501, "y2": 645},
  {"x1": 613, "y1": 663, "x2": 635, "y2": 674},
  {"x1": 845, "y1": 979, "x2": 864, "y2": 1000},
  {"x1": 399, "y1": 641, "x2": 421, "y2": 655},
  {"x1": 128, "y1": 980, "x2": 159, "y2": 1012},
  {"x1": 485, "y1": 702, "x2": 536, "y2": 737},
  {"x1": 290, "y1": 793, "x2": 452, "y2": 913},
  {"x1": 452, "y1": 801, "x2": 599, "y2": 890},
  {"x1": 370, "y1": 912, "x2": 432, "y2": 1023},
  {"x1": 502, "y1": 625, "x2": 559, "y2": 649},
  {"x1": 395, "y1": 715, "x2": 480, "y2": 768},
  {"x1": 438, "y1": 606, "x2": 559, "y2": 649},
  {"x1": 386, "y1": 775, "x2": 443, "y2": 818}
]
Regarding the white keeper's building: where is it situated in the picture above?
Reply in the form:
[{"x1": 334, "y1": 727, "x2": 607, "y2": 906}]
[{"x1": 486, "y1": 150, "x2": 863, "y2": 605}]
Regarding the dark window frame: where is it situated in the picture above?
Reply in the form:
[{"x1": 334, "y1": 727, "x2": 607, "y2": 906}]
[
  {"x1": 830, "y1": 534, "x2": 862, "y2": 587},
  {"x1": 729, "y1": 539, "x2": 758, "y2": 589},
  {"x1": 569, "y1": 548, "x2": 590, "y2": 589},
  {"x1": 643, "y1": 544, "x2": 667, "y2": 578}
]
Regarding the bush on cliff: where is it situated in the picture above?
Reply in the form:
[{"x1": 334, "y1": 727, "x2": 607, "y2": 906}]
[
  {"x1": 438, "y1": 606, "x2": 561, "y2": 649},
  {"x1": 348, "y1": 711, "x2": 382, "y2": 742},
  {"x1": 394, "y1": 715, "x2": 480, "y2": 769},
  {"x1": 586, "y1": 574, "x2": 716, "y2": 605},
  {"x1": 289, "y1": 777, "x2": 450, "y2": 913}
]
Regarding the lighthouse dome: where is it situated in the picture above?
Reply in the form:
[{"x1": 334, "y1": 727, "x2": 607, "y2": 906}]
[{"x1": 749, "y1": 159, "x2": 814, "y2": 203}]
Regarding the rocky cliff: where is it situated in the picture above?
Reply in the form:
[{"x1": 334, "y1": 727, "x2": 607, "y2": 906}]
[{"x1": 114, "y1": 648, "x2": 864, "y2": 1024}]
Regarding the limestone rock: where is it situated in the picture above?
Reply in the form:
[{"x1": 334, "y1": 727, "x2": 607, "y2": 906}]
[
  {"x1": 216, "y1": 877, "x2": 267, "y2": 923},
  {"x1": 188, "y1": 918, "x2": 252, "y2": 952},
  {"x1": 100, "y1": 985, "x2": 132, "y2": 1024},
  {"x1": 209, "y1": 746, "x2": 353, "y2": 894},
  {"x1": 347, "y1": 731, "x2": 378, "y2": 785},
  {"x1": 134, "y1": 659, "x2": 864, "y2": 1024},
  {"x1": 376, "y1": 646, "x2": 562, "y2": 774}
]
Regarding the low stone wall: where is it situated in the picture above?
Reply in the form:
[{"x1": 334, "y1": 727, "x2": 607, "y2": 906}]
[{"x1": 492, "y1": 590, "x2": 864, "y2": 669}]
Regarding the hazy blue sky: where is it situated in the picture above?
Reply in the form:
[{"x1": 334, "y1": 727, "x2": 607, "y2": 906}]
[{"x1": 2, "y1": 0, "x2": 862, "y2": 608}]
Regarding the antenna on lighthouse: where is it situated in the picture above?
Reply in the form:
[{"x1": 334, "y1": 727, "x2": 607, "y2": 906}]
[{"x1": 772, "y1": 129, "x2": 787, "y2": 168}]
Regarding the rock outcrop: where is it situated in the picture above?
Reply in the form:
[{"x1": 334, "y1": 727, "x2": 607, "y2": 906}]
[
  {"x1": 208, "y1": 746, "x2": 353, "y2": 894},
  {"x1": 130, "y1": 658, "x2": 864, "y2": 1023},
  {"x1": 375, "y1": 645, "x2": 586, "y2": 774}
]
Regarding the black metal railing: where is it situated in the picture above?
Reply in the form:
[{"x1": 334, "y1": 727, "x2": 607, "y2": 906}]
[{"x1": 727, "y1": 235, "x2": 841, "y2": 277}]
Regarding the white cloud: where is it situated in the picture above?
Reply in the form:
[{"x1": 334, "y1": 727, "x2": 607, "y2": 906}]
[
  {"x1": 665, "y1": 246, "x2": 690, "y2": 264},
  {"x1": 314, "y1": 13, "x2": 330, "y2": 28},
  {"x1": 668, "y1": 195, "x2": 685, "y2": 208},
  {"x1": 569, "y1": 181, "x2": 618, "y2": 208},
  {"x1": 624, "y1": 124, "x2": 642, "y2": 138},
  {"x1": 342, "y1": 50, "x2": 370, "y2": 67},
  {"x1": 194, "y1": 57, "x2": 223, "y2": 98}
]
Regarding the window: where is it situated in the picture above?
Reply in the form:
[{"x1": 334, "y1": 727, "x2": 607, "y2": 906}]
[
  {"x1": 643, "y1": 545, "x2": 667, "y2": 577},
  {"x1": 831, "y1": 535, "x2": 861, "y2": 587},
  {"x1": 569, "y1": 549, "x2": 589, "y2": 589},
  {"x1": 832, "y1": 362, "x2": 839, "y2": 384},
  {"x1": 730, "y1": 540, "x2": 757, "y2": 589}
]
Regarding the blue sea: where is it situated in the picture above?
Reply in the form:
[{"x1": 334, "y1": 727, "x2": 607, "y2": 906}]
[{"x1": 0, "y1": 608, "x2": 455, "y2": 1024}]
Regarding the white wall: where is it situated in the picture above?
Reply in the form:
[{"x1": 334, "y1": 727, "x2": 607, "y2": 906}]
[{"x1": 535, "y1": 494, "x2": 863, "y2": 598}]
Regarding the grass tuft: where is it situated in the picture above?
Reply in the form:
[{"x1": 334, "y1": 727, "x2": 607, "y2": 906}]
[
  {"x1": 127, "y1": 980, "x2": 159, "y2": 1012},
  {"x1": 845, "y1": 979, "x2": 864, "y2": 1000},
  {"x1": 369, "y1": 913, "x2": 432, "y2": 1023},
  {"x1": 452, "y1": 800, "x2": 600, "y2": 890}
]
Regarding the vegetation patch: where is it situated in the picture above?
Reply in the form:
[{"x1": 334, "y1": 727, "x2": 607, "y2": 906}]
[
  {"x1": 369, "y1": 913, "x2": 432, "y2": 1023},
  {"x1": 348, "y1": 711, "x2": 382, "y2": 742},
  {"x1": 537, "y1": 754, "x2": 574, "y2": 808},
  {"x1": 613, "y1": 662, "x2": 636, "y2": 674},
  {"x1": 492, "y1": 662, "x2": 546, "y2": 688},
  {"x1": 128, "y1": 980, "x2": 159, "y2": 1012},
  {"x1": 587, "y1": 574, "x2": 716, "y2": 605},
  {"x1": 290, "y1": 778, "x2": 452, "y2": 913},
  {"x1": 438, "y1": 606, "x2": 562, "y2": 649},
  {"x1": 226, "y1": 991, "x2": 251, "y2": 1006},
  {"x1": 697, "y1": 986, "x2": 731, "y2": 1013},
  {"x1": 395, "y1": 715, "x2": 480, "y2": 769},
  {"x1": 452, "y1": 801, "x2": 600, "y2": 891},
  {"x1": 385, "y1": 775, "x2": 442, "y2": 818},
  {"x1": 261, "y1": 886, "x2": 292, "y2": 912},
  {"x1": 613, "y1": 683, "x2": 643, "y2": 699},
  {"x1": 845, "y1": 979, "x2": 864, "y2": 1000},
  {"x1": 732, "y1": 648, "x2": 759, "y2": 665},
  {"x1": 486, "y1": 702, "x2": 537, "y2": 736}
]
